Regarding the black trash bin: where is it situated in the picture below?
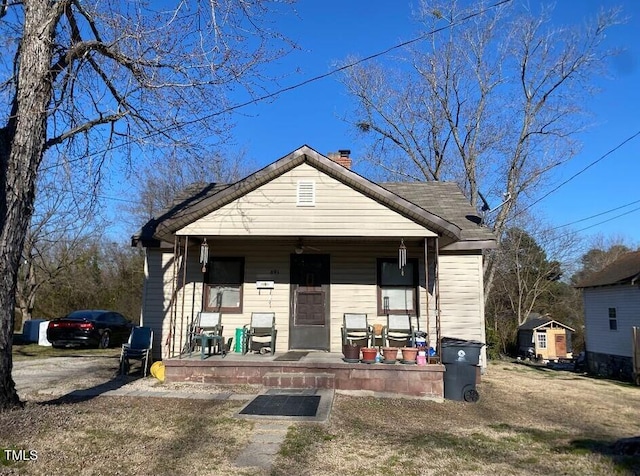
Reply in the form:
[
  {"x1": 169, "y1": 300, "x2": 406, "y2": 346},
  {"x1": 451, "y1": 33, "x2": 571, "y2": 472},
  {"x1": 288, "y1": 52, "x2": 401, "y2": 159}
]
[
  {"x1": 441, "y1": 337, "x2": 485, "y2": 402},
  {"x1": 441, "y1": 337, "x2": 483, "y2": 365}
]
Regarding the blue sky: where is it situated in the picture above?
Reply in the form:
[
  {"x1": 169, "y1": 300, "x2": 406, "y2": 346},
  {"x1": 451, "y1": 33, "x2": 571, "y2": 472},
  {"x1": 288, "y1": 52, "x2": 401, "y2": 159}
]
[
  {"x1": 222, "y1": 0, "x2": 640, "y2": 247},
  {"x1": 109, "y1": 0, "x2": 639, "y2": 249}
]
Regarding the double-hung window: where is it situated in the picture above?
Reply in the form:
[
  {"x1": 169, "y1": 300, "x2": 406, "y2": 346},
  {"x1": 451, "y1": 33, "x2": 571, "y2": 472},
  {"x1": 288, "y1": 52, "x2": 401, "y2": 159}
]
[
  {"x1": 205, "y1": 257, "x2": 244, "y2": 313},
  {"x1": 377, "y1": 258, "x2": 418, "y2": 315},
  {"x1": 537, "y1": 332, "x2": 547, "y2": 349},
  {"x1": 608, "y1": 307, "x2": 617, "y2": 331}
]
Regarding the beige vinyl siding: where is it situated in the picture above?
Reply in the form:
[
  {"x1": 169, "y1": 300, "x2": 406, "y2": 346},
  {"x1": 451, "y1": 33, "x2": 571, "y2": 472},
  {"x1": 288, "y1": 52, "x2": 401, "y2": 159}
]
[
  {"x1": 141, "y1": 248, "x2": 179, "y2": 359},
  {"x1": 144, "y1": 239, "x2": 486, "y2": 356},
  {"x1": 438, "y1": 252, "x2": 486, "y2": 365},
  {"x1": 178, "y1": 163, "x2": 435, "y2": 238},
  {"x1": 327, "y1": 242, "x2": 432, "y2": 352},
  {"x1": 583, "y1": 285, "x2": 640, "y2": 358}
]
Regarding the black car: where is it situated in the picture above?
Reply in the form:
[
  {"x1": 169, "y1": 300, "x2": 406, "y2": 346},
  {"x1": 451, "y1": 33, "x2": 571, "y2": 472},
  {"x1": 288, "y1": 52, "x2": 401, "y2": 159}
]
[{"x1": 47, "y1": 310, "x2": 134, "y2": 349}]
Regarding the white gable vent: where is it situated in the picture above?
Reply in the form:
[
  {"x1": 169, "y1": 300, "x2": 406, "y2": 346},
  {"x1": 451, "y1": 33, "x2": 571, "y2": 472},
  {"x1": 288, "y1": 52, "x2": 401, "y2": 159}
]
[{"x1": 297, "y1": 180, "x2": 315, "y2": 206}]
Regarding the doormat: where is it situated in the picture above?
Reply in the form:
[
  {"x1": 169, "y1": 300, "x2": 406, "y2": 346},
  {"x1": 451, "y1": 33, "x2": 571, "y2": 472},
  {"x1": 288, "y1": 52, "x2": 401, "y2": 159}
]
[
  {"x1": 273, "y1": 351, "x2": 309, "y2": 361},
  {"x1": 239, "y1": 395, "x2": 321, "y2": 417}
]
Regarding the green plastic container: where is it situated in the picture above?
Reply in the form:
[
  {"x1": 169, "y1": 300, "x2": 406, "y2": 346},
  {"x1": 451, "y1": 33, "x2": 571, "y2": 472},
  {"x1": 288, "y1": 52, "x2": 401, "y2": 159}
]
[{"x1": 235, "y1": 328, "x2": 244, "y2": 353}]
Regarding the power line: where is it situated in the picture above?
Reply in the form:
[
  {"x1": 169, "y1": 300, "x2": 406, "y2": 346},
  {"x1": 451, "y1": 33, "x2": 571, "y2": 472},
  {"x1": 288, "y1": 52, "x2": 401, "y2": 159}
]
[
  {"x1": 514, "y1": 129, "x2": 640, "y2": 218},
  {"x1": 551, "y1": 197, "x2": 640, "y2": 230},
  {"x1": 573, "y1": 205, "x2": 640, "y2": 233},
  {"x1": 41, "y1": 0, "x2": 513, "y2": 172}
]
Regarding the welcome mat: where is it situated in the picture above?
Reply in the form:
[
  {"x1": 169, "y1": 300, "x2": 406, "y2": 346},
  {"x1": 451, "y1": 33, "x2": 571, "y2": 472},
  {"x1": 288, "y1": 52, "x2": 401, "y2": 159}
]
[
  {"x1": 273, "y1": 351, "x2": 309, "y2": 361},
  {"x1": 239, "y1": 394, "x2": 321, "y2": 417}
]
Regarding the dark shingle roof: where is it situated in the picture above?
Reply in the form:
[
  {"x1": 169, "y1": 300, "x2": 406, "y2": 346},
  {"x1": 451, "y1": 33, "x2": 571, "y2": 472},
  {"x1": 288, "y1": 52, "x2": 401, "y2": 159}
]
[
  {"x1": 518, "y1": 314, "x2": 574, "y2": 332},
  {"x1": 131, "y1": 182, "x2": 229, "y2": 247},
  {"x1": 575, "y1": 251, "x2": 640, "y2": 288},
  {"x1": 381, "y1": 182, "x2": 494, "y2": 242},
  {"x1": 132, "y1": 145, "x2": 496, "y2": 247}
]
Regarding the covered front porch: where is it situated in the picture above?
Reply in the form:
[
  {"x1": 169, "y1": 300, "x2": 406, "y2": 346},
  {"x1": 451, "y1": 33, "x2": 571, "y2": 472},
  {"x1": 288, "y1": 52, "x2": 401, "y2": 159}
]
[
  {"x1": 164, "y1": 350, "x2": 445, "y2": 400},
  {"x1": 159, "y1": 235, "x2": 443, "y2": 359}
]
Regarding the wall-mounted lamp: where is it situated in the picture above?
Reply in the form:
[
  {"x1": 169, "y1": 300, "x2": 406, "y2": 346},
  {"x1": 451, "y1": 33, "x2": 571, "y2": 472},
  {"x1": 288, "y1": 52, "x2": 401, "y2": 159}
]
[{"x1": 199, "y1": 238, "x2": 209, "y2": 273}]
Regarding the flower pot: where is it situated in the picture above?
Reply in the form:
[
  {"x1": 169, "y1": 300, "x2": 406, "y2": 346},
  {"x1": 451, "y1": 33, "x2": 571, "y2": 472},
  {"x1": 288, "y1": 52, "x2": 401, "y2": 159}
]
[
  {"x1": 342, "y1": 343, "x2": 361, "y2": 361},
  {"x1": 361, "y1": 347, "x2": 378, "y2": 363},
  {"x1": 381, "y1": 347, "x2": 399, "y2": 363},
  {"x1": 401, "y1": 347, "x2": 418, "y2": 363}
]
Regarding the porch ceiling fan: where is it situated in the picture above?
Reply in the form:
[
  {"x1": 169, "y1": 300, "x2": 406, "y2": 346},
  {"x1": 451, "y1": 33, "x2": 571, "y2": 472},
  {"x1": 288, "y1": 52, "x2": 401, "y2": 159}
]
[{"x1": 295, "y1": 238, "x2": 321, "y2": 254}]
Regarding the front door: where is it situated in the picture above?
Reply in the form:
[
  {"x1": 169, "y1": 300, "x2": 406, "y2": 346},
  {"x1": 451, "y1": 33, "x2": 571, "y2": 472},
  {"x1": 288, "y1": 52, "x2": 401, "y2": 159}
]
[
  {"x1": 290, "y1": 254, "x2": 330, "y2": 350},
  {"x1": 555, "y1": 334, "x2": 567, "y2": 358}
]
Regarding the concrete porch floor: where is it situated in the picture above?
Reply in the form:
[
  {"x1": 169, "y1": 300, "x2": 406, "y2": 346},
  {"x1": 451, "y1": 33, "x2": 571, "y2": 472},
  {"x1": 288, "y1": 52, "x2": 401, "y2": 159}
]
[{"x1": 164, "y1": 351, "x2": 445, "y2": 400}]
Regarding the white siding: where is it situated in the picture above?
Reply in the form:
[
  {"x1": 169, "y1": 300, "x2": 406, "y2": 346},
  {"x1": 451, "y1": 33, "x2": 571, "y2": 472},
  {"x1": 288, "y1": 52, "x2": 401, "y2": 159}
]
[
  {"x1": 178, "y1": 163, "x2": 435, "y2": 238},
  {"x1": 583, "y1": 285, "x2": 640, "y2": 357},
  {"x1": 142, "y1": 240, "x2": 486, "y2": 357}
]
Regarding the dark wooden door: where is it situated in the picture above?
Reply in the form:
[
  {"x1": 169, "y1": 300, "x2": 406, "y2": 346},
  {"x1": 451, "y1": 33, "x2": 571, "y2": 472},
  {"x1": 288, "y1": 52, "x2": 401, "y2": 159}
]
[{"x1": 290, "y1": 254, "x2": 330, "y2": 350}]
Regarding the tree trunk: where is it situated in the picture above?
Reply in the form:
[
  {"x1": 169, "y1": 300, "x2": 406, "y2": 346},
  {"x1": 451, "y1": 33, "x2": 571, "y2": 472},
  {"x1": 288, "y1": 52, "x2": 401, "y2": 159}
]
[{"x1": 0, "y1": 0, "x2": 56, "y2": 411}]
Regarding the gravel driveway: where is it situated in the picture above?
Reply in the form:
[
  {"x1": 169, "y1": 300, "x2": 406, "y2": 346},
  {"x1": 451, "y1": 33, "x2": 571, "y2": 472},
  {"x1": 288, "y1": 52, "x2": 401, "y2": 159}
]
[{"x1": 12, "y1": 355, "x2": 126, "y2": 397}]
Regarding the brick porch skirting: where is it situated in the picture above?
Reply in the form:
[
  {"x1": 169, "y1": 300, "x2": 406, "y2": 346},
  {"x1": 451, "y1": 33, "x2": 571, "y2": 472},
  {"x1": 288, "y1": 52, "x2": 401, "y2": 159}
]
[{"x1": 164, "y1": 356, "x2": 444, "y2": 400}]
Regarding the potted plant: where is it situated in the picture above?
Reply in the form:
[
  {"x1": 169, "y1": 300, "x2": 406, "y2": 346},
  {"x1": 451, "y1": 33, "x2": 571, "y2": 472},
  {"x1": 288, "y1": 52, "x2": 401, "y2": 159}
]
[
  {"x1": 401, "y1": 347, "x2": 418, "y2": 363},
  {"x1": 361, "y1": 347, "x2": 378, "y2": 363},
  {"x1": 342, "y1": 343, "x2": 361, "y2": 361},
  {"x1": 381, "y1": 347, "x2": 399, "y2": 363}
]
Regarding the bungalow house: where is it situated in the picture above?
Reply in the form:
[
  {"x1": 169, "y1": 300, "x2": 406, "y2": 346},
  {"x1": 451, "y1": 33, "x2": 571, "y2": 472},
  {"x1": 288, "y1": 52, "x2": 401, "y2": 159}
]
[
  {"x1": 517, "y1": 313, "x2": 574, "y2": 361},
  {"x1": 132, "y1": 145, "x2": 496, "y2": 367},
  {"x1": 576, "y1": 251, "x2": 640, "y2": 381}
]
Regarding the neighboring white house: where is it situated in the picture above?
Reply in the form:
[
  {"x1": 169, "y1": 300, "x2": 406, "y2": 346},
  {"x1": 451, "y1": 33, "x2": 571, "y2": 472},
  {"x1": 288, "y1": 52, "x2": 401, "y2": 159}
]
[
  {"x1": 576, "y1": 250, "x2": 640, "y2": 381},
  {"x1": 132, "y1": 145, "x2": 496, "y2": 363}
]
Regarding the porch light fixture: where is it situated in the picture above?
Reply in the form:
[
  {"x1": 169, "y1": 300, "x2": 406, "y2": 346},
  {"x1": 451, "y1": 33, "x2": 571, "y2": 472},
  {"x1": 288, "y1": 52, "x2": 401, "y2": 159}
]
[
  {"x1": 399, "y1": 238, "x2": 407, "y2": 276},
  {"x1": 199, "y1": 238, "x2": 209, "y2": 273}
]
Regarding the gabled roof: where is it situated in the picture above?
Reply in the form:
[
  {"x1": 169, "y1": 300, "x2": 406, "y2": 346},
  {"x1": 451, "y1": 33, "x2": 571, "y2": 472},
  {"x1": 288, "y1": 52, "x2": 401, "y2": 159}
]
[
  {"x1": 518, "y1": 315, "x2": 575, "y2": 332},
  {"x1": 575, "y1": 251, "x2": 640, "y2": 288},
  {"x1": 132, "y1": 145, "x2": 496, "y2": 247}
]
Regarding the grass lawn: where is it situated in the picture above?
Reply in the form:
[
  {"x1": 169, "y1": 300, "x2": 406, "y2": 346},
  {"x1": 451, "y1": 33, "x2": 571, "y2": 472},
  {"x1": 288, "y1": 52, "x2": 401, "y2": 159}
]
[{"x1": 1, "y1": 359, "x2": 639, "y2": 475}]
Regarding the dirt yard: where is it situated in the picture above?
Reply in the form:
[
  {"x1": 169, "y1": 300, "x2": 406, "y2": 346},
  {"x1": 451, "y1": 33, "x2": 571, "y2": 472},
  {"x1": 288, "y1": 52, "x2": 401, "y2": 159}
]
[{"x1": 2, "y1": 356, "x2": 639, "y2": 475}]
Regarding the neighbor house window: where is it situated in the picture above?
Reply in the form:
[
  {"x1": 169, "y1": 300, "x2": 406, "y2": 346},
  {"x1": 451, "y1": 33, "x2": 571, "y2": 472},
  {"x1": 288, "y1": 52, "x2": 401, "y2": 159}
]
[
  {"x1": 608, "y1": 307, "x2": 617, "y2": 331},
  {"x1": 377, "y1": 258, "x2": 418, "y2": 315},
  {"x1": 205, "y1": 257, "x2": 244, "y2": 313},
  {"x1": 537, "y1": 332, "x2": 547, "y2": 349}
]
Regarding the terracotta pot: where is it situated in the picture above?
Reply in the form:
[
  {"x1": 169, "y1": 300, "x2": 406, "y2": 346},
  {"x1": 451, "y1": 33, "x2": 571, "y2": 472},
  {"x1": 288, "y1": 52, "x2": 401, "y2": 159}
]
[
  {"x1": 401, "y1": 347, "x2": 418, "y2": 362},
  {"x1": 381, "y1": 347, "x2": 399, "y2": 362},
  {"x1": 361, "y1": 347, "x2": 378, "y2": 362},
  {"x1": 342, "y1": 344, "x2": 361, "y2": 360}
]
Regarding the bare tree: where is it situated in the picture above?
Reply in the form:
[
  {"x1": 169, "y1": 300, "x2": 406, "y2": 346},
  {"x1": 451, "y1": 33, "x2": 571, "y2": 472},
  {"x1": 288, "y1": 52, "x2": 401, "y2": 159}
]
[
  {"x1": 0, "y1": 0, "x2": 294, "y2": 410},
  {"x1": 16, "y1": 152, "x2": 104, "y2": 327},
  {"x1": 571, "y1": 235, "x2": 638, "y2": 285},
  {"x1": 486, "y1": 217, "x2": 581, "y2": 353},
  {"x1": 123, "y1": 147, "x2": 254, "y2": 233},
  {"x1": 341, "y1": 0, "x2": 620, "y2": 298}
]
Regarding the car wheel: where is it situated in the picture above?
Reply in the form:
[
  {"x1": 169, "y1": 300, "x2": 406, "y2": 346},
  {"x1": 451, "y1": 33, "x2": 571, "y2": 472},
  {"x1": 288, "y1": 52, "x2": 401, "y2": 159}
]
[
  {"x1": 51, "y1": 343, "x2": 64, "y2": 349},
  {"x1": 99, "y1": 331, "x2": 111, "y2": 349}
]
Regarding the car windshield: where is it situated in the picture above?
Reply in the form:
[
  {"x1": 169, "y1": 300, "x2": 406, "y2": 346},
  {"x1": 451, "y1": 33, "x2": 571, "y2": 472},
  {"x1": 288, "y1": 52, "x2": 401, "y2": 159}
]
[{"x1": 66, "y1": 311, "x2": 104, "y2": 320}]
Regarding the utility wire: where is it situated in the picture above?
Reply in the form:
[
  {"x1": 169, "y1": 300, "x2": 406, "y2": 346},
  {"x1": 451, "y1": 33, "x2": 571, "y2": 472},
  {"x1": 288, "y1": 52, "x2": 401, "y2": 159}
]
[
  {"x1": 513, "y1": 129, "x2": 640, "y2": 219},
  {"x1": 573, "y1": 205, "x2": 640, "y2": 233},
  {"x1": 551, "y1": 197, "x2": 640, "y2": 230},
  {"x1": 41, "y1": 0, "x2": 513, "y2": 172}
]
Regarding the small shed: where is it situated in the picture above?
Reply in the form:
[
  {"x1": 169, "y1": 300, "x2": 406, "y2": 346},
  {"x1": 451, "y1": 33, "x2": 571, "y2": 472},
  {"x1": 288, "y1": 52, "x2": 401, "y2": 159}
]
[{"x1": 518, "y1": 314, "x2": 575, "y2": 360}]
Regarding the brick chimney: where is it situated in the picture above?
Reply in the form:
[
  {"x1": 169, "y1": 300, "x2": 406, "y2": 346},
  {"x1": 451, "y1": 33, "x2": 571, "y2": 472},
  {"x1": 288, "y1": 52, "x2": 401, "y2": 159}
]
[{"x1": 327, "y1": 149, "x2": 352, "y2": 169}]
